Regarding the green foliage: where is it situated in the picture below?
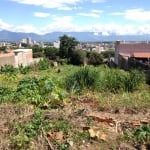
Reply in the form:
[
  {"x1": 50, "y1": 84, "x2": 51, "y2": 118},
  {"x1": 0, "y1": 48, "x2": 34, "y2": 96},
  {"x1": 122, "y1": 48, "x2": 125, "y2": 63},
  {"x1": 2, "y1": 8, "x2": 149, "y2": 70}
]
[
  {"x1": 49, "y1": 118, "x2": 71, "y2": 134},
  {"x1": 87, "y1": 51, "x2": 103, "y2": 66},
  {"x1": 70, "y1": 49, "x2": 86, "y2": 65},
  {"x1": 134, "y1": 124, "x2": 150, "y2": 144},
  {"x1": 126, "y1": 70, "x2": 145, "y2": 92},
  {"x1": 18, "y1": 65, "x2": 32, "y2": 74},
  {"x1": 32, "y1": 45, "x2": 44, "y2": 58},
  {"x1": 15, "y1": 76, "x2": 55, "y2": 105},
  {"x1": 37, "y1": 59, "x2": 50, "y2": 70},
  {"x1": 15, "y1": 77, "x2": 41, "y2": 105},
  {"x1": 10, "y1": 109, "x2": 49, "y2": 149},
  {"x1": 0, "y1": 46, "x2": 6, "y2": 52},
  {"x1": 40, "y1": 76, "x2": 55, "y2": 97},
  {"x1": 0, "y1": 64, "x2": 16, "y2": 74},
  {"x1": 101, "y1": 50, "x2": 115, "y2": 58},
  {"x1": 98, "y1": 67, "x2": 146, "y2": 93},
  {"x1": 65, "y1": 66, "x2": 99, "y2": 93},
  {"x1": 59, "y1": 34, "x2": 78, "y2": 59},
  {"x1": 44, "y1": 46, "x2": 59, "y2": 60},
  {"x1": 0, "y1": 87, "x2": 14, "y2": 103}
]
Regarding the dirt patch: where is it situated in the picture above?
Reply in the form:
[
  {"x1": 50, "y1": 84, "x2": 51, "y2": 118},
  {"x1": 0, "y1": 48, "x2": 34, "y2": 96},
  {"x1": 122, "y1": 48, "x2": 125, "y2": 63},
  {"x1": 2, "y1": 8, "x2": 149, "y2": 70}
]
[
  {"x1": 0, "y1": 96, "x2": 150, "y2": 150},
  {"x1": 0, "y1": 104, "x2": 34, "y2": 150}
]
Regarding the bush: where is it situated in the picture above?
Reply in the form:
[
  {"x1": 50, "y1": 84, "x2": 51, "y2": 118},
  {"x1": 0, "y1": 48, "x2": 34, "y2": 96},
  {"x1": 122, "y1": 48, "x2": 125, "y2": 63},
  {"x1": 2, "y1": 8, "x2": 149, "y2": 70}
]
[
  {"x1": 126, "y1": 70, "x2": 145, "y2": 92},
  {"x1": 18, "y1": 65, "x2": 32, "y2": 74},
  {"x1": 44, "y1": 47, "x2": 59, "y2": 60},
  {"x1": 87, "y1": 52, "x2": 103, "y2": 66},
  {"x1": 0, "y1": 64, "x2": 16, "y2": 74},
  {"x1": 37, "y1": 59, "x2": 50, "y2": 70},
  {"x1": 15, "y1": 76, "x2": 55, "y2": 105},
  {"x1": 32, "y1": 45, "x2": 44, "y2": 58},
  {"x1": 0, "y1": 87, "x2": 14, "y2": 103},
  {"x1": 134, "y1": 124, "x2": 150, "y2": 144},
  {"x1": 70, "y1": 49, "x2": 86, "y2": 65},
  {"x1": 65, "y1": 66, "x2": 99, "y2": 93},
  {"x1": 101, "y1": 50, "x2": 115, "y2": 58},
  {"x1": 98, "y1": 68, "x2": 145, "y2": 93}
]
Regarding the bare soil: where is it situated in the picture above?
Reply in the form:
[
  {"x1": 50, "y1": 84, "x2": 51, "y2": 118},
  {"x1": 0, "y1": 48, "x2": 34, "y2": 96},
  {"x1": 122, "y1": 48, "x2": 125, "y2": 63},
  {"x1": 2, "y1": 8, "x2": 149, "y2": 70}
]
[{"x1": 0, "y1": 96, "x2": 150, "y2": 150}]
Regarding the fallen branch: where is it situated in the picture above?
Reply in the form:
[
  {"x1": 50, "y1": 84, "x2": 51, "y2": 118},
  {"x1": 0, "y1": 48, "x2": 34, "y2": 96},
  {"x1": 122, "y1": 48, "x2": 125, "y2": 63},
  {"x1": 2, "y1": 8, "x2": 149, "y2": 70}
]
[{"x1": 41, "y1": 128, "x2": 55, "y2": 150}]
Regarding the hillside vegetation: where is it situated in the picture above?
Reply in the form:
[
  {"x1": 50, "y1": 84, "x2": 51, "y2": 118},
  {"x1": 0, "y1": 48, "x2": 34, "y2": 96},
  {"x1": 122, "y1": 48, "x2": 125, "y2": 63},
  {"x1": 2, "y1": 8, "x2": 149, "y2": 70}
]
[{"x1": 0, "y1": 62, "x2": 150, "y2": 150}]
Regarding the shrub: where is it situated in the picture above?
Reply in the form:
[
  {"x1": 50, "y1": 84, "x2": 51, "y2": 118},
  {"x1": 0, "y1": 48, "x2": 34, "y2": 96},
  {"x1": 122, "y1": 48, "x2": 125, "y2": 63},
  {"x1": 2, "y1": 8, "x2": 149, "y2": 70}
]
[
  {"x1": 10, "y1": 109, "x2": 49, "y2": 149},
  {"x1": 69, "y1": 49, "x2": 86, "y2": 65},
  {"x1": 87, "y1": 52, "x2": 103, "y2": 66},
  {"x1": 32, "y1": 45, "x2": 44, "y2": 58},
  {"x1": 101, "y1": 50, "x2": 115, "y2": 58},
  {"x1": 98, "y1": 68, "x2": 126, "y2": 93},
  {"x1": 18, "y1": 65, "x2": 32, "y2": 74},
  {"x1": 14, "y1": 76, "x2": 56, "y2": 106},
  {"x1": 0, "y1": 87, "x2": 14, "y2": 103},
  {"x1": 134, "y1": 124, "x2": 150, "y2": 144},
  {"x1": 65, "y1": 66, "x2": 99, "y2": 93},
  {"x1": 0, "y1": 64, "x2": 16, "y2": 74},
  {"x1": 15, "y1": 77, "x2": 41, "y2": 105},
  {"x1": 44, "y1": 47, "x2": 59, "y2": 60},
  {"x1": 98, "y1": 68, "x2": 146, "y2": 93},
  {"x1": 37, "y1": 59, "x2": 50, "y2": 70},
  {"x1": 126, "y1": 70, "x2": 145, "y2": 92}
]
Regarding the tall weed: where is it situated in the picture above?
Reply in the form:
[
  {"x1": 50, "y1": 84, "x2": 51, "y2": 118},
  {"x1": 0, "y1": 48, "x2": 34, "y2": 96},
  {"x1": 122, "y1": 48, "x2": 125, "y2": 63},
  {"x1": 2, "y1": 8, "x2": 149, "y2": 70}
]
[{"x1": 65, "y1": 66, "x2": 99, "y2": 93}]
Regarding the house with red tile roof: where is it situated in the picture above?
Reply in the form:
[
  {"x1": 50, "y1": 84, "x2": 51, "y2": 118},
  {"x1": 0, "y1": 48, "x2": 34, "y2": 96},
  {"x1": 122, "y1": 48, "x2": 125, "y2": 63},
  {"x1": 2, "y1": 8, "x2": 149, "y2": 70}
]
[{"x1": 115, "y1": 41, "x2": 150, "y2": 69}]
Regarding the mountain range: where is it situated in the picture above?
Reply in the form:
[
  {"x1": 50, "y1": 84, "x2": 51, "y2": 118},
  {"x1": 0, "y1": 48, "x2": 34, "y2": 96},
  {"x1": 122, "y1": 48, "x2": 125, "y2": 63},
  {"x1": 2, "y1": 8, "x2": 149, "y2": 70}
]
[{"x1": 0, "y1": 30, "x2": 150, "y2": 42}]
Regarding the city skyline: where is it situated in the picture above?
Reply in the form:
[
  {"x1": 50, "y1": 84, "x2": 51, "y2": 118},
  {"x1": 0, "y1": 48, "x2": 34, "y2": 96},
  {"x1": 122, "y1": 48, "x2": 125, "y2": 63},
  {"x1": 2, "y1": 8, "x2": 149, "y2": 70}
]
[{"x1": 0, "y1": 0, "x2": 150, "y2": 35}]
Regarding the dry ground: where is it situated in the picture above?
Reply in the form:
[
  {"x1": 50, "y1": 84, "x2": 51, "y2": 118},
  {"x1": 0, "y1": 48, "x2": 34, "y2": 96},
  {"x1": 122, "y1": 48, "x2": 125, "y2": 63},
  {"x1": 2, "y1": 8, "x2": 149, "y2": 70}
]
[{"x1": 0, "y1": 95, "x2": 150, "y2": 150}]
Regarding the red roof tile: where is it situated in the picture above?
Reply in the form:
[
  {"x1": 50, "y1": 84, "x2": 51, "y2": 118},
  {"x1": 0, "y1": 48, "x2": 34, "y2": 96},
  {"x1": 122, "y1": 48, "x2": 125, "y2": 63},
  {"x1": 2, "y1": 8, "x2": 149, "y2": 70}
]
[
  {"x1": 132, "y1": 53, "x2": 150, "y2": 58},
  {"x1": 118, "y1": 43, "x2": 150, "y2": 56}
]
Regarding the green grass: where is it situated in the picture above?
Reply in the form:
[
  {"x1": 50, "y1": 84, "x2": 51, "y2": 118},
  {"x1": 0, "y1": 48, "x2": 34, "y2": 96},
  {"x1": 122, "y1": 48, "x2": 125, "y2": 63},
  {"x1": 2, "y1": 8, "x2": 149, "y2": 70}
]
[{"x1": 0, "y1": 64, "x2": 149, "y2": 150}]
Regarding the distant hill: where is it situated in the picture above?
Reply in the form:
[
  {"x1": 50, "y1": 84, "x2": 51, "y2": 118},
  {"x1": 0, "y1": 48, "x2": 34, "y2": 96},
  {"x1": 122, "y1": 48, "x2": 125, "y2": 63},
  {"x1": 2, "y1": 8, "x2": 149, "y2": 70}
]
[{"x1": 0, "y1": 30, "x2": 150, "y2": 42}]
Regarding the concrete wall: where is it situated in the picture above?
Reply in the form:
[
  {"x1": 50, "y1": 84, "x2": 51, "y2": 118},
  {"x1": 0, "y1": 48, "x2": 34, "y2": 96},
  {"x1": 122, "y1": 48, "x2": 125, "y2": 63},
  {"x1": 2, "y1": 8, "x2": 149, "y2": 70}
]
[
  {"x1": 0, "y1": 49, "x2": 33, "y2": 67},
  {"x1": 14, "y1": 49, "x2": 33, "y2": 67},
  {"x1": 0, "y1": 53, "x2": 15, "y2": 67}
]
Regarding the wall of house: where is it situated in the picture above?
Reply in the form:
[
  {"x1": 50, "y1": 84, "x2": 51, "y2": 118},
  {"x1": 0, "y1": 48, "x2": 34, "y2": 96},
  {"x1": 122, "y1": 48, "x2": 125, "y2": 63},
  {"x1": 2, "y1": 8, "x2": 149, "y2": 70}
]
[
  {"x1": 0, "y1": 54, "x2": 15, "y2": 67},
  {"x1": 118, "y1": 55, "x2": 128, "y2": 70},
  {"x1": 0, "y1": 49, "x2": 33, "y2": 67},
  {"x1": 114, "y1": 41, "x2": 120, "y2": 65},
  {"x1": 15, "y1": 51, "x2": 33, "y2": 67}
]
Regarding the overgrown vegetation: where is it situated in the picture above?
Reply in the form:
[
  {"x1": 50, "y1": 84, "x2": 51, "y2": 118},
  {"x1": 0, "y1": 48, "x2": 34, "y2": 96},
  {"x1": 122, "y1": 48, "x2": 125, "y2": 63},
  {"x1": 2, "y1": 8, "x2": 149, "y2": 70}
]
[
  {"x1": 65, "y1": 66, "x2": 99, "y2": 93},
  {"x1": 0, "y1": 63, "x2": 149, "y2": 150}
]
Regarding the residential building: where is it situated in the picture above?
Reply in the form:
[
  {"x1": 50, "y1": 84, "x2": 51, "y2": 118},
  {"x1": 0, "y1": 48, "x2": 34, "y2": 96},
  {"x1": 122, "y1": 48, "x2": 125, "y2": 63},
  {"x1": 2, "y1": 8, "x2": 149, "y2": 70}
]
[
  {"x1": 115, "y1": 41, "x2": 150, "y2": 69},
  {"x1": 0, "y1": 49, "x2": 33, "y2": 67}
]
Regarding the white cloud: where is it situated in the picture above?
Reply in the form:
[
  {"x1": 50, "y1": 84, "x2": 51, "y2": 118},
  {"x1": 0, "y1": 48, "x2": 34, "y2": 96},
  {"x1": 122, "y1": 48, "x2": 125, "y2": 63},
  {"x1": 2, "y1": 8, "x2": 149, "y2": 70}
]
[
  {"x1": 112, "y1": 9, "x2": 150, "y2": 22},
  {"x1": 0, "y1": 19, "x2": 13, "y2": 30},
  {"x1": 1, "y1": 17, "x2": 150, "y2": 35},
  {"x1": 78, "y1": 9, "x2": 103, "y2": 18},
  {"x1": 10, "y1": 0, "x2": 81, "y2": 10},
  {"x1": 34, "y1": 12, "x2": 50, "y2": 18},
  {"x1": 91, "y1": 0, "x2": 106, "y2": 3},
  {"x1": 13, "y1": 25, "x2": 39, "y2": 33},
  {"x1": 125, "y1": 9, "x2": 150, "y2": 22},
  {"x1": 0, "y1": 18, "x2": 39, "y2": 33},
  {"x1": 41, "y1": 16, "x2": 77, "y2": 33}
]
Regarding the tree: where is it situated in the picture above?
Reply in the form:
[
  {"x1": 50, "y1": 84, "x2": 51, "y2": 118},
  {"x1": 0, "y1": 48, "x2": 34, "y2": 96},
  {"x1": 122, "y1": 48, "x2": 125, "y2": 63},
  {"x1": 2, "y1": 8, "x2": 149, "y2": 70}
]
[
  {"x1": 59, "y1": 34, "x2": 78, "y2": 59},
  {"x1": 32, "y1": 45, "x2": 44, "y2": 58},
  {"x1": 0, "y1": 46, "x2": 6, "y2": 52},
  {"x1": 87, "y1": 52, "x2": 103, "y2": 66},
  {"x1": 70, "y1": 49, "x2": 86, "y2": 65},
  {"x1": 44, "y1": 47, "x2": 59, "y2": 60}
]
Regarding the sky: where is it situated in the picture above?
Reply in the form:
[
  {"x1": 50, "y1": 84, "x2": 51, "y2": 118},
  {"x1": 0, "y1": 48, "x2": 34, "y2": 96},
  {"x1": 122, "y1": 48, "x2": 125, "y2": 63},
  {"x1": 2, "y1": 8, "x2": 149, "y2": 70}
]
[{"x1": 0, "y1": 0, "x2": 150, "y2": 35}]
